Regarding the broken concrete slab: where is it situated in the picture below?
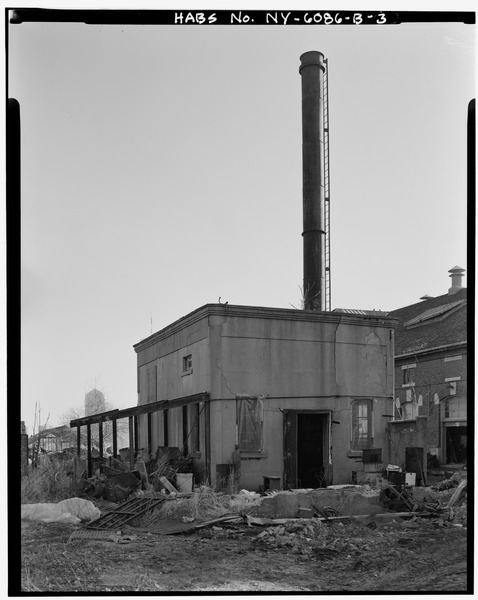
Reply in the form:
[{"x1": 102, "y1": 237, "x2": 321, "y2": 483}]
[{"x1": 250, "y1": 487, "x2": 382, "y2": 520}]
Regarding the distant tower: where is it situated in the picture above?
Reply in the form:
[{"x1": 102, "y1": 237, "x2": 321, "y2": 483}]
[
  {"x1": 299, "y1": 51, "x2": 331, "y2": 311},
  {"x1": 85, "y1": 388, "x2": 106, "y2": 416}
]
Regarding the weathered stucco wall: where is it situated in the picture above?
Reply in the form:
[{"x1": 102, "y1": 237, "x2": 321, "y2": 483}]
[
  {"x1": 135, "y1": 311, "x2": 212, "y2": 475},
  {"x1": 207, "y1": 308, "x2": 395, "y2": 489},
  {"x1": 211, "y1": 396, "x2": 392, "y2": 490},
  {"x1": 134, "y1": 305, "x2": 396, "y2": 490}
]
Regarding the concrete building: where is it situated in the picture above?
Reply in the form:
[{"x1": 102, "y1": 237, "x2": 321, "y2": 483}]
[
  {"x1": 133, "y1": 304, "x2": 397, "y2": 489},
  {"x1": 387, "y1": 267, "x2": 467, "y2": 480},
  {"x1": 70, "y1": 51, "x2": 397, "y2": 488}
]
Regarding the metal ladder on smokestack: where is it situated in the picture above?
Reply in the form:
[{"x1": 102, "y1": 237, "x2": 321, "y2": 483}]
[{"x1": 323, "y1": 58, "x2": 331, "y2": 311}]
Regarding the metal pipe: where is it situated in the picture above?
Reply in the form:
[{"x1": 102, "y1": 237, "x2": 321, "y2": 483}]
[{"x1": 300, "y1": 51, "x2": 326, "y2": 310}]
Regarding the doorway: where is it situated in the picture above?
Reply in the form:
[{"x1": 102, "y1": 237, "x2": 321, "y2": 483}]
[
  {"x1": 283, "y1": 411, "x2": 330, "y2": 489},
  {"x1": 445, "y1": 426, "x2": 467, "y2": 464}
]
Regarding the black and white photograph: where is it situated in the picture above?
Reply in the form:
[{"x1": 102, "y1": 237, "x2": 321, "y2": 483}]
[{"x1": 8, "y1": 4, "x2": 474, "y2": 594}]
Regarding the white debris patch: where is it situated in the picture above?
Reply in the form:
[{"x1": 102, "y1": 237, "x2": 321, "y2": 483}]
[{"x1": 21, "y1": 497, "x2": 100, "y2": 524}]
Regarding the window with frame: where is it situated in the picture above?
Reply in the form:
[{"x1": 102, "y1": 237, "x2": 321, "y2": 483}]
[
  {"x1": 444, "y1": 396, "x2": 466, "y2": 419},
  {"x1": 42, "y1": 434, "x2": 56, "y2": 452},
  {"x1": 182, "y1": 355, "x2": 193, "y2": 374},
  {"x1": 351, "y1": 399, "x2": 373, "y2": 450},
  {"x1": 403, "y1": 367, "x2": 415, "y2": 386},
  {"x1": 236, "y1": 395, "x2": 263, "y2": 452},
  {"x1": 401, "y1": 388, "x2": 418, "y2": 420}
]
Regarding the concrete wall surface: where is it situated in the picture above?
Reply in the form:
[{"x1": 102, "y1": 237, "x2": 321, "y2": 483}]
[{"x1": 134, "y1": 304, "x2": 396, "y2": 489}]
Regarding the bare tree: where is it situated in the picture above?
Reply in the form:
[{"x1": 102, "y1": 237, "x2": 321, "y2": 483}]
[{"x1": 30, "y1": 402, "x2": 51, "y2": 467}]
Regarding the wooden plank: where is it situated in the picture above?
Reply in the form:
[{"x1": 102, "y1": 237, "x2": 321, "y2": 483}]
[
  {"x1": 246, "y1": 512, "x2": 433, "y2": 526},
  {"x1": 159, "y1": 476, "x2": 178, "y2": 494},
  {"x1": 446, "y1": 479, "x2": 467, "y2": 509},
  {"x1": 194, "y1": 514, "x2": 243, "y2": 529}
]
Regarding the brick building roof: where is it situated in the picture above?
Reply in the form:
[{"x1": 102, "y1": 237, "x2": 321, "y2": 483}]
[{"x1": 388, "y1": 288, "x2": 467, "y2": 357}]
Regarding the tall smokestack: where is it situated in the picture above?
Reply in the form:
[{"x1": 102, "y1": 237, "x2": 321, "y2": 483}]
[{"x1": 300, "y1": 51, "x2": 327, "y2": 310}]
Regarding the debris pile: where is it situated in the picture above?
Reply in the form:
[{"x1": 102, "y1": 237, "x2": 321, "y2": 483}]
[
  {"x1": 251, "y1": 519, "x2": 374, "y2": 558},
  {"x1": 379, "y1": 468, "x2": 467, "y2": 526},
  {"x1": 148, "y1": 447, "x2": 193, "y2": 492},
  {"x1": 76, "y1": 446, "x2": 194, "y2": 503}
]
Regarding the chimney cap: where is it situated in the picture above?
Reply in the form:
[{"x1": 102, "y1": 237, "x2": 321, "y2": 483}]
[
  {"x1": 299, "y1": 50, "x2": 325, "y2": 73},
  {"x1": 448, "y1": 265, "x2": 466, "y2": 295}
]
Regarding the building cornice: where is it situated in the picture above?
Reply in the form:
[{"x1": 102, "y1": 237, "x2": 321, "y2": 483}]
[{"x1": 133, "y1": 303, "x2": 399, "y2": 353}]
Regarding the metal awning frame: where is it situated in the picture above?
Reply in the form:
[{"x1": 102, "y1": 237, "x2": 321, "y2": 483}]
[
  {"x1": 69, "y1": 392, "x2": 209, "y2": 476},
  {"x1": 69, "y1": 391, "x2": 210, "y2": 427}
]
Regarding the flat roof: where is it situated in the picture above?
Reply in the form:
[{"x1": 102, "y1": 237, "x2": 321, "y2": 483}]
[{"x1": 133, "y1": 303, "x2": 399, "y2": 353}]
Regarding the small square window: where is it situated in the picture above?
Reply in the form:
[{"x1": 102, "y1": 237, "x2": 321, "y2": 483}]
[{"x1": 182, "y1": 355, "x2": 192, "y2": 373}]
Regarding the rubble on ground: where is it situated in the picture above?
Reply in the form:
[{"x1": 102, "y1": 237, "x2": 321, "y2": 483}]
[{"x1": 32, "y1": 445, "x2": 466, "y2": 534}]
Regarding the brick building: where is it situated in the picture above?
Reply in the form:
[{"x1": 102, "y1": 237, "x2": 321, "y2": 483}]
[{"x1": 387, "y1": 266, "x2": 467, "y2": 478}]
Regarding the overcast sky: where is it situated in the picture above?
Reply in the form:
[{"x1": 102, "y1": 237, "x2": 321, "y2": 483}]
[{"x1": 8, "y1": 9, "x2": 474, "y2": 433}]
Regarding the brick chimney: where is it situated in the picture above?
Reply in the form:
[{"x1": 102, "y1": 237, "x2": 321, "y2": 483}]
[{"x1": 448, "y1": 265, "x2": 465, "y2": 294}]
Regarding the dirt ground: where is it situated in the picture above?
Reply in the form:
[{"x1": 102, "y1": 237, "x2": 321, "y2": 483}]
[{"x1": 19, "y1": 512, "x2": 469, "y2": 593}]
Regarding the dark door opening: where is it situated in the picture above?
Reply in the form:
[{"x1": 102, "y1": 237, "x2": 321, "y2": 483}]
[
  {"x1": 298, "y1": 413, "x2": 327, "y2": 488},
  {"x1": 405, "y1": 447, "x2": 424, "y2": 486},
  {"x1": 284, "y1": 411, "x2": 329, "y2": 489},
  {"x1": 446, "y1": 426, "x2": 467, "y2": 464}
]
